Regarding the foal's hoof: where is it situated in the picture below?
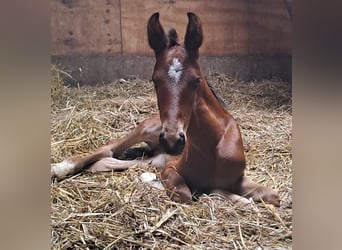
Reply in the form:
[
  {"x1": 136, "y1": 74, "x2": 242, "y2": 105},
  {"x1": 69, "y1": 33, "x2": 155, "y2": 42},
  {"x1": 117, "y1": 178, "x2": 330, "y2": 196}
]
[
  {"x1": 51, "y1": 160, "x2": 75, "y2": 181},
  {"x1": 261, "y1": 191, "x2": 281, "y2": 207},
  {"x1": 51, "y1": 167, "x2": 57, "y2": 180},
  {"x1": 168, "y1": 188, "x2": 192, "y2": 204}
]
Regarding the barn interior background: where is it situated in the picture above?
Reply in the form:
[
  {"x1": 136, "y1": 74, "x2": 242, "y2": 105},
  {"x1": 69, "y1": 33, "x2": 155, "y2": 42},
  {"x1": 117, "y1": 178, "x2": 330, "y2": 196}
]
[{"x1": 51, "y1": 0, "x2": 292, "y2": 85}]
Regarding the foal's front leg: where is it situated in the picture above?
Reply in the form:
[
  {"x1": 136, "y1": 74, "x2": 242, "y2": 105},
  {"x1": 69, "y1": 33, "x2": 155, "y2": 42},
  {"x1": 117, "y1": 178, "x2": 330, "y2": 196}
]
[
  {"x1": 51, "y1": 148, "x2": 113, "y2": 181},
  {"x1": 51, "y1": 115, "x2": 162, "y2": 181},
  {"x1": 161, "y1": 164, "x2": 192, "y2": 203}
]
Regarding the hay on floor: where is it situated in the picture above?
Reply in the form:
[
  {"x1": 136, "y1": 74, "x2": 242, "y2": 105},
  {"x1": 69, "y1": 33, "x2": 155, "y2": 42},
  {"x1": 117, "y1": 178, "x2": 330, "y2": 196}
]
[{"x1": 51, "y1": 66, "x2": 292, "y2": 249}]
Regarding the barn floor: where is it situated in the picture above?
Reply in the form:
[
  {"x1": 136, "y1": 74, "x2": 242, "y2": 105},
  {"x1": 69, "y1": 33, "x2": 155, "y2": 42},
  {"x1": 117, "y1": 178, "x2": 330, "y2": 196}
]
[{"x1": 51, "y1": 66, "x2": 292, "y2": 249}]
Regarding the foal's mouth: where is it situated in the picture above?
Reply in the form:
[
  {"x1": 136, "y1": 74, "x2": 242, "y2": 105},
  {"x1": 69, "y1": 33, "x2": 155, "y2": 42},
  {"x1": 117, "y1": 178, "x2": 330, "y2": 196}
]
[
  {"x1": 159, "y1": 136, "x2": 185, "y2": 156},
  {"x1": 161, "y1": 142, "x2": 185, "y2": 156}
]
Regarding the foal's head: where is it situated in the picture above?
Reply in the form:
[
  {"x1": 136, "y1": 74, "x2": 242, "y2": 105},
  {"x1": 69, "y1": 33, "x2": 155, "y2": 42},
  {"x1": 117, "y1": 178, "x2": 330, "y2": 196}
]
[{"x1": 147, "y1": 12, "x2": 203, "y2": 155}]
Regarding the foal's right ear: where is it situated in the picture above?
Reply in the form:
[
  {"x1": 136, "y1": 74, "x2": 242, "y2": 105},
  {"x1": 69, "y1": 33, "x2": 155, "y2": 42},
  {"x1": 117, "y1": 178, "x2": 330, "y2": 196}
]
[{"x1": 147, "y1": 13, "x2": 167, "y2": 55}]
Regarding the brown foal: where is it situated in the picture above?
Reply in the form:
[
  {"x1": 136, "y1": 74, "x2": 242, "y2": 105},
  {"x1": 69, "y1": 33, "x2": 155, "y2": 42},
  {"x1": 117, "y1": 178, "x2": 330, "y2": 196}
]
[{"x1": 51, "y1": 12, "x2": 280, "y2": 207}]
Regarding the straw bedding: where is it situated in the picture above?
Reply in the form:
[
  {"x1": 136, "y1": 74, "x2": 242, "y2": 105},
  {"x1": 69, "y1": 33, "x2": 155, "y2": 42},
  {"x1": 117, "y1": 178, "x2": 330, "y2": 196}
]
[{"x1": 51, "y1": 66, "x2": 292, "y2": 249}]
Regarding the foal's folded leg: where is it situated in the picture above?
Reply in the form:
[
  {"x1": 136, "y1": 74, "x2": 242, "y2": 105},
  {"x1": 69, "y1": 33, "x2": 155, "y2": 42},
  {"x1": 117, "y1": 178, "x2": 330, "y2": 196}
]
[
  {"x1": 51, "y1": 115, "x2": 162, "y2": 181},
  {"x1": 87, "y1": 154, "x2": 166, "y2": 172},
  {"x1": 161, "y1": 166, "x2": 192, "y2": 203}
]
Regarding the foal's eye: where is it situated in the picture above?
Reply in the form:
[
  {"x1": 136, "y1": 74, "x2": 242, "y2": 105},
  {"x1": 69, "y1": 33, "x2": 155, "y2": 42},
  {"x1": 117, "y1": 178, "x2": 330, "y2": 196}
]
[{"x1": 191, "y1": 77, "x2": 201, "y2": 89}]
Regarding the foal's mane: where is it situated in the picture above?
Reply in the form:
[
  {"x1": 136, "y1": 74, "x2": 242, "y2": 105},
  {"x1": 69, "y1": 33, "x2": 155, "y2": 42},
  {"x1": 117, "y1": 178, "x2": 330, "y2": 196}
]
[
  {"x1": 207, "y1": 81, "x2": 228, "y2": 109},
  {"x1": 167, "y1": 28, "x2": 179, "y2": 48}
]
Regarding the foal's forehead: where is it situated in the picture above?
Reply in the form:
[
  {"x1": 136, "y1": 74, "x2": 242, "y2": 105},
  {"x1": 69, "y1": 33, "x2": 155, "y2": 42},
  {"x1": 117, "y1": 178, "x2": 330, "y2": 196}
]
[
  {"x1": 164, "y1": 46, "x2": 187, "y2": 83},
  {"x1": 154, "y1": 46, "x2": 197, "y2": 83},
  {"x1": 165, "y1": 46, "x2": 186, "y2": 64}
]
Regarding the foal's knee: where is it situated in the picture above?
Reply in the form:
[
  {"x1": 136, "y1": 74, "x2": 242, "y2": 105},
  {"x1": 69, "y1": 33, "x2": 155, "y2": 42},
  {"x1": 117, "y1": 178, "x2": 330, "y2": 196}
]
[{"x1": 96, "y1": 145, "x2": 115, "y2": 158}]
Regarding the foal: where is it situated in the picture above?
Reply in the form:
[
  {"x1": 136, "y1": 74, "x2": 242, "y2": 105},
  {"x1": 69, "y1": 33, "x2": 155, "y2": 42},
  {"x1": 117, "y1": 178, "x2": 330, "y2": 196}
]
[{"x1": 52, "y1": 12, "x2": 280, "y2": 207}]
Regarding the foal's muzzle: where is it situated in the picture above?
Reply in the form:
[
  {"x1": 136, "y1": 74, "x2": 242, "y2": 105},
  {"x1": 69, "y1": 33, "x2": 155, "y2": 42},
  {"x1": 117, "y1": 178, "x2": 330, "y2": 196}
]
[{"x1": 159, "y1": 131, "x2": 186, "y2": 155}]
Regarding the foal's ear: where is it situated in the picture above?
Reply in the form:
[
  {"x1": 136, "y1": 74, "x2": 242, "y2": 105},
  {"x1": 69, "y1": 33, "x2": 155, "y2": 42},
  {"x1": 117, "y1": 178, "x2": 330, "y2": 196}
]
[
  {"x1": 184, "y1": 12, "x2": 203, "y2": 58},
  {"x1": 147, "y1": 13, "x2": 167, "y2": 55}
]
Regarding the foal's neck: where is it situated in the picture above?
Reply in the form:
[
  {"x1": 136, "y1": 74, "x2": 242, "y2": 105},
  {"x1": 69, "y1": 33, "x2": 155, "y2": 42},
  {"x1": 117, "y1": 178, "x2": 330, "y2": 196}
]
[
  {"x1": 200, "y1": 78, "x2": 226, "y2": 114},
  {"x1": 188, "y1": 76, "x2": 228, "y2": 138}
]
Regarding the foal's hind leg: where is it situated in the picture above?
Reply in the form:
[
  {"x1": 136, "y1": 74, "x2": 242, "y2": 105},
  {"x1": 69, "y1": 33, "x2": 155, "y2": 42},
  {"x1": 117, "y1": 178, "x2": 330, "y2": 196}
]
[
  {"x1": 51, "y1": 115, "x2": 162, "y2": 181},
  {"x1": 235, "y1": 176, "x2": 280, "y2": 207}
]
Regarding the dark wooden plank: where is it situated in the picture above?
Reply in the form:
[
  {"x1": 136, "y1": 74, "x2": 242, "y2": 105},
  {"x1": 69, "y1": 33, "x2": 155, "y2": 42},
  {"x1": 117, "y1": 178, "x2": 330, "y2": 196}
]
[{"x1": 51, "y1": 54, "x2": 291, "y2": 85}]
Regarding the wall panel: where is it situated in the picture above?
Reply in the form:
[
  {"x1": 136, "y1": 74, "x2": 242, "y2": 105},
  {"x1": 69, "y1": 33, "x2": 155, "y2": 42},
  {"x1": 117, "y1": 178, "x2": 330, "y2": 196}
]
[{"x1": 51, "y1": 0, "x2": 121, "y2": 55}]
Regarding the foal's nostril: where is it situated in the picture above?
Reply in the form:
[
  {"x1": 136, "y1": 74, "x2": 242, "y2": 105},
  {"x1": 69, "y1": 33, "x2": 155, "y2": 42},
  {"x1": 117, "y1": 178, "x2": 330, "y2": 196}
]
[
  {"x1": 159, "y1": 131, "x2": 165, "y2": 139},
  {"x1": 178, "y1": 132, "x2": 185, "y2": 141}
]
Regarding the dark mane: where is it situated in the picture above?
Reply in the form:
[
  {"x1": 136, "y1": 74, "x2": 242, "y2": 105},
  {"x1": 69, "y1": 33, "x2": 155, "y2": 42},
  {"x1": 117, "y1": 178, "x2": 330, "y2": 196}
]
[
  {"x1": 167, "y1": 28, "x2": 179, "y2": 48},
  {"x1": 206, "y1": 79, "x2": 228, "y2": 109}
]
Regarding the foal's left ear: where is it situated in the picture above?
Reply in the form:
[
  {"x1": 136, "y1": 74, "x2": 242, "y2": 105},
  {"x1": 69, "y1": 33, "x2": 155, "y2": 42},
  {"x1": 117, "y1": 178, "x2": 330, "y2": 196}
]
[
  {"x1": 184, "y1": 12, "x2": 203, "y2": 58},
  {"x1": 147, "y1": 12, "x2": 168, "y2": 55}
]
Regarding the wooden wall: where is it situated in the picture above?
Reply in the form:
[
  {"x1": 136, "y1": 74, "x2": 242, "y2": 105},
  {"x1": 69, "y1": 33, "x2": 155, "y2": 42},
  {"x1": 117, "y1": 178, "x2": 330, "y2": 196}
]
[
  {"x1": 121, "y1": 0, "x2": 291, "y2": 56},
  {"x1": 51, "y1": 0, "x2": 122, "y2": 55},
  {"x1": 51, "y1": 0, "x2": 292, "y2": 84}
]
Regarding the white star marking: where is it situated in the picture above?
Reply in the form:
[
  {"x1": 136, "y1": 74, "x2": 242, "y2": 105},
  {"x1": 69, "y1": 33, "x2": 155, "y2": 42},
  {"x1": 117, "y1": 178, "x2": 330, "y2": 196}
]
[{"x1": 168, "y1": 58, "x2": 183, "y2": 83}]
